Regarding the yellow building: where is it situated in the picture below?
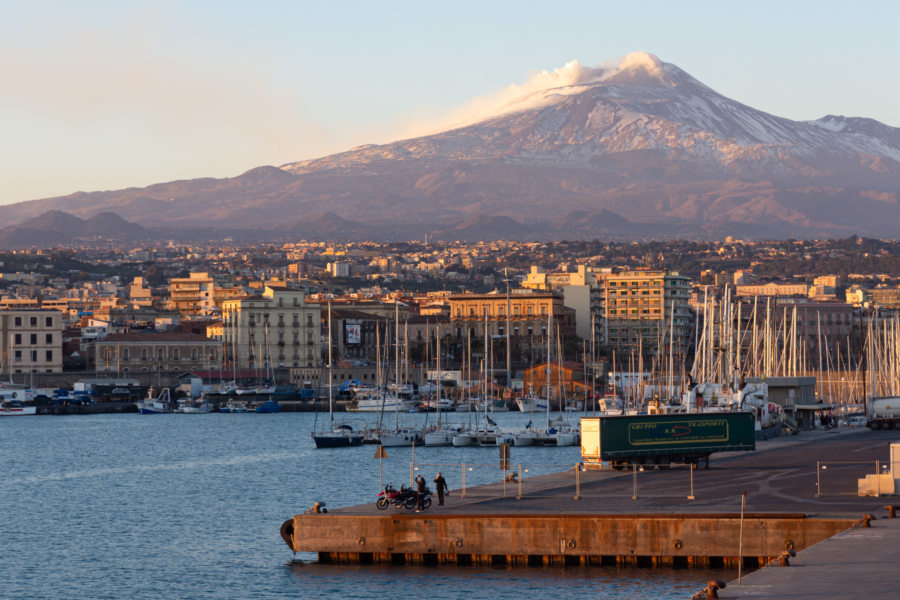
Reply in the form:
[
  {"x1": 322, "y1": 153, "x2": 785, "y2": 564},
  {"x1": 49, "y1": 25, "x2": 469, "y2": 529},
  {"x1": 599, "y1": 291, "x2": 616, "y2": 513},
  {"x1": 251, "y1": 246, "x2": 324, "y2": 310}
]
[
  {"x1": 0, "y1": 309, "x2": 64, "y2": 375},
  {"x1": 448, "y1": 290, "x2": 576, "y2": 341}
]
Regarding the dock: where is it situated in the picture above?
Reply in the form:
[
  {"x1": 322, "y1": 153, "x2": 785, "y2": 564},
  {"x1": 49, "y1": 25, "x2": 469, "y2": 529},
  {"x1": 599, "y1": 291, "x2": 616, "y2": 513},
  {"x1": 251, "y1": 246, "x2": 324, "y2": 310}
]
[
  {"x1": 718, "y1": 515, "x2": 900, "y2": 599},
  {"x1": 283, "y1": 428, "x2": 895, "y2": 572}
]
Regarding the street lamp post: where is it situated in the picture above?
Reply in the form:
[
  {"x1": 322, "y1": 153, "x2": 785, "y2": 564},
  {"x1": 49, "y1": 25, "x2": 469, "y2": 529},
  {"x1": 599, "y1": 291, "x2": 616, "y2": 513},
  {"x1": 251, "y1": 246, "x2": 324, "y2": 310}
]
[{"x1": 504, "y1": 268, "x2": 511, "y2": 389}]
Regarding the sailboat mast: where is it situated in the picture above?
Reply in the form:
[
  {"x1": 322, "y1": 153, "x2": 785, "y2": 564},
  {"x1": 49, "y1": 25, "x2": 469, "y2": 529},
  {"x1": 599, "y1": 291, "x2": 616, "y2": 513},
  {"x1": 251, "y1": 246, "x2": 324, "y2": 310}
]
[
  {"x1": 436, "y1": 324, "x2": 441, "y2": 427},
  {"x1": 327, "y1": 300, "x2": 333, "y2": 429},
  {"x1": 546, "y1": 312, "x2": 552, "y2": 427}
]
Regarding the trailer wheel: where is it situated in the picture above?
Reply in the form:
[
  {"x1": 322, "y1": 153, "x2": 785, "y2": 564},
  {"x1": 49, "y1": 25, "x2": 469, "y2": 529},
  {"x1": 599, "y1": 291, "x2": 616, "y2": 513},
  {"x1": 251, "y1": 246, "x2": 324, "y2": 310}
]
[
  {"x1": 656, "y1": 458, "x2": 671, "y2": 470},
  {"x1": 642, "y1": 457, "x2": 656, "y2": 470}
]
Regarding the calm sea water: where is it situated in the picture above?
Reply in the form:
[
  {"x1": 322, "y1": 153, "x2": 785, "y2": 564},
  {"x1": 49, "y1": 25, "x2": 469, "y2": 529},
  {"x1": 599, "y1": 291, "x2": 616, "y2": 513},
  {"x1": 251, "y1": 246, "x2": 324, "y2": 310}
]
[{"x1": 2, "y1": 411, "x2": 732, "y2": 599}]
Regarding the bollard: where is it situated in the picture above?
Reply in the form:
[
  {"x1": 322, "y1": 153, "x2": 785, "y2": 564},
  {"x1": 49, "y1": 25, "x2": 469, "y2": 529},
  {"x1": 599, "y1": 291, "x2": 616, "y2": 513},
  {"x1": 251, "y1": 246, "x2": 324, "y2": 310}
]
[
  {"x1": 778, "y1": 548, "x2": 796, "y2": 566},
  {"x1": 690, "y1": 580, "x2": 726, "y2": 600}
]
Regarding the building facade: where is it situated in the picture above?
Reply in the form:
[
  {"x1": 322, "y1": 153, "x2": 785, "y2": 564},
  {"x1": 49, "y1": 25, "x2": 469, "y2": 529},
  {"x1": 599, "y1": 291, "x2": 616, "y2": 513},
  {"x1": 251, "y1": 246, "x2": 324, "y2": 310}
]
[
  {"x1": 604, "y1": 269, "x2": 693, "y2": 355},
  {"x1": 222, "y1": 285, "x2": 320, "y2": 370},
  {"x1": 88, "y1": 332, "x2": 222, "y2": 373},
  {"x1": 0, "y1": 309, "x2": 64, "y2": 375}
]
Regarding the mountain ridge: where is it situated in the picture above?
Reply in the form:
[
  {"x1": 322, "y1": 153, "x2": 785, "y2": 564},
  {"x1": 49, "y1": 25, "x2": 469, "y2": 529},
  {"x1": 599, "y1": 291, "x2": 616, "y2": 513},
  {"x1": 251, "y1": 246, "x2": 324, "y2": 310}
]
[{"x1": 2, "y1": 51, "x2": 899, "y2": 241}]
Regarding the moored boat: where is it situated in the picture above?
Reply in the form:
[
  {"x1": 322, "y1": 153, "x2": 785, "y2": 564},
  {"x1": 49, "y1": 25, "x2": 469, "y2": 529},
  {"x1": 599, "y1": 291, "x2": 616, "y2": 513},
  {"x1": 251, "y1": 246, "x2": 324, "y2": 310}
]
[
  {"x1": 0, "y1": 400, "x2": 37, "y2": 416},
  {"x1": 135, "y1": 388, "x2": 173, "y2": 414}
]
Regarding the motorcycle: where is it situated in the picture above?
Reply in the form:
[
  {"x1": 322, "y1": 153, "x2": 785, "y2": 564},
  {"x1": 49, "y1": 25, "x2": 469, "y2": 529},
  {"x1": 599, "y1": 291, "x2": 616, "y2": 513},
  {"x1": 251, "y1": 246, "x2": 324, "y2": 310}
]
[
  {"x1": 376, "y1": 484, "x2": 432, "y2": 510},
  {"x1": 376, "y1": 484, "x2": 414, "y2": 509}
]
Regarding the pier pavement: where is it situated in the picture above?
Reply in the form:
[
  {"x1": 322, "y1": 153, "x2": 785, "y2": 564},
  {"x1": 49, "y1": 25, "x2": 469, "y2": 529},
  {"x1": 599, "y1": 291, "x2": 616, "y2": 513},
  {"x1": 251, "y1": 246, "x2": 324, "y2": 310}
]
[
  {"x1": 287, "y1": 427, "x2": 897, "y2": 578},
  {"x1": 718, "y1": 516, "x2": 900, "y2": 599},
  {"x1": 331, "y1": 427, "x2": 898, "y2": 517}
]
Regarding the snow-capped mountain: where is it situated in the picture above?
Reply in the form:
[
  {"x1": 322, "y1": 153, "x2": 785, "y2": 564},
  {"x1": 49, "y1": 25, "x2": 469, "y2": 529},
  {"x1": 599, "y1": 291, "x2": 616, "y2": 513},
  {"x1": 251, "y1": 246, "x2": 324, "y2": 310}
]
[{"x1": 2, "y1": 52, "x2": 899, "y2": 240}]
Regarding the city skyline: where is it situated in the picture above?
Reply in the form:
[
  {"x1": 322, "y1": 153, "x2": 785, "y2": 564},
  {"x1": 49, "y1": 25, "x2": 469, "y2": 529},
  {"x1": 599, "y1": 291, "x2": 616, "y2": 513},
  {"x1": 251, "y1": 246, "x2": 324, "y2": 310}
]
[{"x1": 2, "y1": 1, "x2": 898, "y2": 206}]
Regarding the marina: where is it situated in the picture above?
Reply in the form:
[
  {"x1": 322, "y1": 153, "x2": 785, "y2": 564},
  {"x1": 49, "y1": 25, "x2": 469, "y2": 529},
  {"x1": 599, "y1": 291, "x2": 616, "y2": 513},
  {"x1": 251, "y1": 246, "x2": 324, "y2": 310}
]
[
  {"x1": 284, "y1": 423, "x2": 898, "y2": 600},
  {"x1": 1, "y1": 411, "x2": 735, "y2": 600}
]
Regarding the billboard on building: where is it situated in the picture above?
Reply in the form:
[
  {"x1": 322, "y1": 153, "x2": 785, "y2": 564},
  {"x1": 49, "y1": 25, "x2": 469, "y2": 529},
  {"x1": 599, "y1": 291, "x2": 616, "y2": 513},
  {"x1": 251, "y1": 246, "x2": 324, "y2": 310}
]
[{"x1": 346, "y1": 324, "x2": 361, "y2": 344}]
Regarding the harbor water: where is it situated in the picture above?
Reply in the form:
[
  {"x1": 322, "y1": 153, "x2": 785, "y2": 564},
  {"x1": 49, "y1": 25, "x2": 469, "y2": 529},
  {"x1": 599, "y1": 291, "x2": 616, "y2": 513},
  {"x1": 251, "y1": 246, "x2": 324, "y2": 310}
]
[{"x1": 2, "y1": 411, "x2": 734, "y2": 599}]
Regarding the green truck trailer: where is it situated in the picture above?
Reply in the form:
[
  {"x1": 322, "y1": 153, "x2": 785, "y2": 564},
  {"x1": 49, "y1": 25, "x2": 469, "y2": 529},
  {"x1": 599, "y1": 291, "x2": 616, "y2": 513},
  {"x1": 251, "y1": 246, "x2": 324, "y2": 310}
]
[{"x1": 581, "y1": 413, "x2": 756, "y2": 469}]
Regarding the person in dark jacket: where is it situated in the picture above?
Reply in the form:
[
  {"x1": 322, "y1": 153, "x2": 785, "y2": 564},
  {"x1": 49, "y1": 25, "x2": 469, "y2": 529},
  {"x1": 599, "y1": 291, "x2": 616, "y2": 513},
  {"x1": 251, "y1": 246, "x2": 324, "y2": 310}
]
[
  {"x1": 415, "y1": 475, "x2": 427, "y2": 511},
  {"x1": 433, "y1": 472, "x2": 448, "y2": 505}
]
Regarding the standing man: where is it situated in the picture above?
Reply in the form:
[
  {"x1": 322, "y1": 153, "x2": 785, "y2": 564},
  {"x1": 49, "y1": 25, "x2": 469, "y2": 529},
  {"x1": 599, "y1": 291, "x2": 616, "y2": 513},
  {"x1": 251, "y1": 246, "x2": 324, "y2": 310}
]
[
  {"x1": 434, "y1": 472, "x2": 448, "y2": 506},
  {"x1": 415, "y1": 475, "x2": 427, "y2": 511}
]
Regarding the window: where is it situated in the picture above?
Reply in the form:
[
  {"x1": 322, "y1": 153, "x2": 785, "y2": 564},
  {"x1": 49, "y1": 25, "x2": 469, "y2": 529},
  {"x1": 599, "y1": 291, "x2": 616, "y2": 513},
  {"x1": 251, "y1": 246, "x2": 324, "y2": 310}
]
[
  {"x1": 173, "y1": 349, "x2": 180, "y2": 361},
  {"x1": 158, "y1": 348, "x2": 164, "y2": 360},
  {"x1": 46, "y1": 316, "x2": 52, "y2": 327},
  {"x1": 30, "y1": 334, "x2": 37, "y2": 345},
  {"x1": 122, "y1": 349, "x2": 130, "y2": 361},
  {"x1": 14, "y1": 334, "x2": 21, "y2": 345},
  {"x1": 45, "y1": 334, "x2": 52, "y2": 344},
  {"x1": 141, "y1": 348, "x2": 148, "y2": 361},
  {"x1": 14, "y1": 317, "x2": 21, "y2": 326},
  {"x1": 30, "y1": 317, "x2": 37, "y2": 326},
  {"x1": 31, "y1": 350, "x2": 37, "y2": 362},
  {"x1": 14, "y1": 350, "x2": 22, "y2": 362}
]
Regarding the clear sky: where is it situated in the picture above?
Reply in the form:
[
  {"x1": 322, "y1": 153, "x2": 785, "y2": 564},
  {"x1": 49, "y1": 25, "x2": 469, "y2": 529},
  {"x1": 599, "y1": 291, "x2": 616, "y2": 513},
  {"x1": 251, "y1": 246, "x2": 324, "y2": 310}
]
[{"x1": 1, "y1": 0, "x2": 898, "y2": 206}]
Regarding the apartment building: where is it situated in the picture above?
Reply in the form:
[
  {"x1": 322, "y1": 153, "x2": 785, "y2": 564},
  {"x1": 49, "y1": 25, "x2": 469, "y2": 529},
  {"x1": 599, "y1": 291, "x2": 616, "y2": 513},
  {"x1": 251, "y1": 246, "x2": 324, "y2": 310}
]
[
  {"x1": 604, "y1": 269, "x2": 692, "y2": 355},
  {"x1": 222, "y1": 285, "x2": 320, "y2": 370},
  {"x1": 167, "y1": 272, "x2": 242, "y2": 316},
  {"x1": 0, "y1": 309, "x2": 64, "y2": 374}
]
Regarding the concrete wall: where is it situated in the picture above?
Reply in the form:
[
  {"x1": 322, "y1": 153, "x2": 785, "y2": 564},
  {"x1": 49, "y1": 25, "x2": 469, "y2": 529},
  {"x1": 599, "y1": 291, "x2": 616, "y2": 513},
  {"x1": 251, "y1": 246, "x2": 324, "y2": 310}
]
[{"x1": 288, "y1": 513, "x2": 853, "y2": 564}]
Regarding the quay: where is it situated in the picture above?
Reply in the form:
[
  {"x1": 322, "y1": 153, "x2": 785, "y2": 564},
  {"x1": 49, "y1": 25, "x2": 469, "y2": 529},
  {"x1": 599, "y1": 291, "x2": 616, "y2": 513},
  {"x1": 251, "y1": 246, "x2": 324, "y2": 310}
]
[
  {"x1": 718, "y1": 516, "x2": 900, "y2": 599},
  {"x1": 283, "y1": 428, "x2": 897, "y2": 571}
]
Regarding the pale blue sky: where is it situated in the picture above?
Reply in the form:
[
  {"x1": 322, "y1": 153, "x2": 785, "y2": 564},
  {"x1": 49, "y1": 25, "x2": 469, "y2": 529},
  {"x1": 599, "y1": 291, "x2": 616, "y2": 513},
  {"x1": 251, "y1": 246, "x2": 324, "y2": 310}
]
[{"x1": 1, "y1": 0, "x2": 898, "y2": 205}]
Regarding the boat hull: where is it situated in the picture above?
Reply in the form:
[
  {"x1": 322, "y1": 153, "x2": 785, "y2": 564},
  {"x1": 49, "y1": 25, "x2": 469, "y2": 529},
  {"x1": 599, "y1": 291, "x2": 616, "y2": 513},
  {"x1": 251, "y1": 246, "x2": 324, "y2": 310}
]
[{"x1": 312, "y1": 432, "x2": 363, "y2": 448}]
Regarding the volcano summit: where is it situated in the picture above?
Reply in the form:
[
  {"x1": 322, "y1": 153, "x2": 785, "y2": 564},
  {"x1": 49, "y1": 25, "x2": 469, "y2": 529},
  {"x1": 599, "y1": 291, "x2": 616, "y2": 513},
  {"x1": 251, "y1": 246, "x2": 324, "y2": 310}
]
[{"x1": 3, "y1": 52, "x2": 899, "y2": 241}]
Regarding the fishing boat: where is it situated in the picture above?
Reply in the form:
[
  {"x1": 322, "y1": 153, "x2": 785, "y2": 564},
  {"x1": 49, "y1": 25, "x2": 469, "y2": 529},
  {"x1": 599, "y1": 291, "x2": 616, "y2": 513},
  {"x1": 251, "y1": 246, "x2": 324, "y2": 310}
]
[
  {"x1": 135, "y1": 388, "x2": 173, "y2": 414},
  {"x1": 175, "y1": 396, "x2": 214, "y2": 413},
  {"x1": 515, "y1": 391, "x2": 549, "y2": 413},
  {"x1": 219, "y1": 399, "x2": 248, "y2": 413}
]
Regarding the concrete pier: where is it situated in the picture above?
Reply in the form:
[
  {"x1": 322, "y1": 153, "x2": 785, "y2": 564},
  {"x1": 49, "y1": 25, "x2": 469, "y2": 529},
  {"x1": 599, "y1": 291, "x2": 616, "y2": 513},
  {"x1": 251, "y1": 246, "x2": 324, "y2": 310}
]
[
  {"x1": 718, "y1": 516, "x2": 900, "y2": 599},
  {"x1": 284, "y1": 428, "x2": 896, "y2": 571}
]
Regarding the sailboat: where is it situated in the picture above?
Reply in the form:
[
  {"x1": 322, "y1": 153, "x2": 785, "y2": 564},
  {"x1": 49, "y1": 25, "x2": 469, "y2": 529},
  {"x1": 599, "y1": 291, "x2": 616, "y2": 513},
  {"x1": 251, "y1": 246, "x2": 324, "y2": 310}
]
[
  {"x1": 312, "y1": 300, "x2": 363, "y2": 447},
  {"x1": 379, "y1": 303, "x2": 424, "y2": 447},
  {"x1": 424, "y1": 325, "x2": 459, "y2": 446}
]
